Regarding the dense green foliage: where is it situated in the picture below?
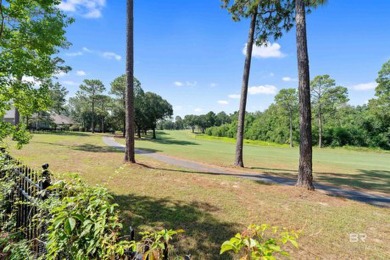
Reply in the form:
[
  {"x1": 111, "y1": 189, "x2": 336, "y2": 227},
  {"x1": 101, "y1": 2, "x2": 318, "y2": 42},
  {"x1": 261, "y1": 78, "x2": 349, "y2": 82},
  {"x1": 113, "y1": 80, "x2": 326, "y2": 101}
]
[
  {"x1": 167, "y1": 67, "x2": 390, "y2": 150},
  {"x1": 220, "y1": 224, "x2": 299, "y2": 259},
  {"x1": 67, "y1": 75, "x2": 173, "y2": 137},
  {"x1": 0, "y1": 0, "x2": 72, "y2": 147}
]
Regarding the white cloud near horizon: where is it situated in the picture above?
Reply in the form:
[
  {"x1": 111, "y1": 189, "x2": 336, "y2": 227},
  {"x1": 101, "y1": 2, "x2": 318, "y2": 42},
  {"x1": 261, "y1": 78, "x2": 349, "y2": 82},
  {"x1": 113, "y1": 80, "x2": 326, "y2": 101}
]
[
  {"x1": 102, "y1": 52, "x2": 121, "y2": 61},
  {"x1": 76, "y1": 70, "x2": 86, "y2": 76},
  {"x1": 174, "y1": 81, "x2": 197, "y2": 87},
  {"x1": 228, "y1": 94, "x2": 240, "y2": 99},
  {"x1": 59, "y1": 0, "x2": 106, "y2": 19},
  {"x1": 351, "y1": 82, "x2": 377, "y2": 91},
  {"x1": 55, "y1": 71, "x2": 67, "y2": 77},
  {"x1": 173, "y1": 105, "x2": 183, "y2": 111},
  {"x1": 66, "y1": 51, "x2": 83, "y2": 57},
  {"x1": 62, "y1": 80, "x2": 79, "y2": 86},
  {"x1": 82, "y1": 47, "x2": 93, "y2": 53},
  {"x1": 194, "y1": 108, "x2": 203, "y2": 113},
  {"x1": 282, "y1": 76, "x2": 297, "y2": 82},
  {"x1": 218, "y1": 100, "x2": 229, "y2": 105},
  {"x1": 68, "y1": 47, "x2": 121, "y2": 61},
  {"x1": 243, "y1": 42, "x2": 285, "y2": 58},
  {"x1": 22, "y1": 76, "x2": 40, "y2": 85},
  {"x1": 248, "y1": 85, "x2": 277, "y2": 95}
]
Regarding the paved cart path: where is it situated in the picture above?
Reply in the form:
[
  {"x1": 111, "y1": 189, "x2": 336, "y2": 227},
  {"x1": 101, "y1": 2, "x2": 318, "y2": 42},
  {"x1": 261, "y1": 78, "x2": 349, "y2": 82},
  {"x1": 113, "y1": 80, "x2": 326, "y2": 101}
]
[{"x1": 103, "y1": 136, "x2": 390, "y2": 208}]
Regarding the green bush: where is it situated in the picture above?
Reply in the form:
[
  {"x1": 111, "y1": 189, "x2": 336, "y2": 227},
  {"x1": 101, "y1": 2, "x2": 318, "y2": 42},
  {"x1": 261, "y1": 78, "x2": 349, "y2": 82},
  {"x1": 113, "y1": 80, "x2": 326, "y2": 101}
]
[
  {"x1": 43, "y1": 176, "x2": 132, "y2": 259},
  {"x1": 220, "y1": 224, "x2": 299, "y2": 260}
]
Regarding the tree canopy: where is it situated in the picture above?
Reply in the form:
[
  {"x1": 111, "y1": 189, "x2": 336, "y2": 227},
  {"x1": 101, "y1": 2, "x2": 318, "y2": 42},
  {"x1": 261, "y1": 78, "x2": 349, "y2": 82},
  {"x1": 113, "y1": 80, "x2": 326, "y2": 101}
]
[{"x1": 0, "y1": 0, "x2": 73, "y2": 147}]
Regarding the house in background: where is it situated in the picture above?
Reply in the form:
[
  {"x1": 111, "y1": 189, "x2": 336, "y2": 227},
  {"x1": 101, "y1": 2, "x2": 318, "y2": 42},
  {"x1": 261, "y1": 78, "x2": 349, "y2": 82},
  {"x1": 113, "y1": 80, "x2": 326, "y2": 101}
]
[
  {"x1": 2, "y1": 107, "x2": 74, "y2": 130},
  {"x1": 3, "y1": 107, "x2": 16, "y2": 125}
]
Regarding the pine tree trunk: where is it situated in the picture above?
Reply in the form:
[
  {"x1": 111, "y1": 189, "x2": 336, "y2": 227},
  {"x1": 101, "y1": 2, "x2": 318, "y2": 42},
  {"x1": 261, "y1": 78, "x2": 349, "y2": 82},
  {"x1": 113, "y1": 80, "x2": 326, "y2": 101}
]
[
  {"x1": 234, "y1": 11, "x2": 257, "y2": 167},
  {"x1": 289, "y1": 110, "x2": 293, "y2": 148},
  {"x1": 125, "y1": 0, "x2": 135, "y2": 163},
  {"x1": 123, "y1": 99, "x2": 126, "y2": 137},
  {"x1": 295, "y1": 0, "x2": 314, "y2": 190},
  {"x1": 91, "y1": 100, "x2": 95, "y2": 133},
  {"x1": 318, "y1": 107, "x2": 322, "y2": 148}
]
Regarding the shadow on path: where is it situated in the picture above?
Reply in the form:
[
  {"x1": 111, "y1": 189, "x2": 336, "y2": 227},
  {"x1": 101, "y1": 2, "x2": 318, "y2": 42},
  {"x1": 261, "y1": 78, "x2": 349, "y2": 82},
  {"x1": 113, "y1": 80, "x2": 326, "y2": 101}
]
[{"x1": 103, "y1": 136, "x2": 390, "y2": 208}]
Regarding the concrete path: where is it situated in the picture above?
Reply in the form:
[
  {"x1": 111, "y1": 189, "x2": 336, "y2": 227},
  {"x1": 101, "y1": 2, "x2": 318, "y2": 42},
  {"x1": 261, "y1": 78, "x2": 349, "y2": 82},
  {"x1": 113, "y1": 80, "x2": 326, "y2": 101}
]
[{"x1": 103, "y1": 136, "x2": 390, "y2": 208}]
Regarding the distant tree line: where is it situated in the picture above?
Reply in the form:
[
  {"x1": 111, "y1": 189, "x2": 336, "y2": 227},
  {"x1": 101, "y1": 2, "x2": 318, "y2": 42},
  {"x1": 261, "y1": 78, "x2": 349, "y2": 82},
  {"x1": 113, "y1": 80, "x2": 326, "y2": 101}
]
[{"x1": 161, "y1": 65, "x2": 390, "y2": 150}]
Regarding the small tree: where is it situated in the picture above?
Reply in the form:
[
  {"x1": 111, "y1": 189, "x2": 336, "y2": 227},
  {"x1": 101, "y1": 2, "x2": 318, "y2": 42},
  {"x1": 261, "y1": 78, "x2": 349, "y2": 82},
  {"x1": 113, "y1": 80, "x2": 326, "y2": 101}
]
[
  {"x1": 275, "y1": 88, "x2": 298, "y2": 148},
  {"x1": 141, "y1": 92, "x2": 173, "y2": 139},
  {"x1": 311, "y1": 75, "x2": 348, "y2": 148},
  {"x1": 78, "y1": 80, "x2": 106, "y2": 133}
]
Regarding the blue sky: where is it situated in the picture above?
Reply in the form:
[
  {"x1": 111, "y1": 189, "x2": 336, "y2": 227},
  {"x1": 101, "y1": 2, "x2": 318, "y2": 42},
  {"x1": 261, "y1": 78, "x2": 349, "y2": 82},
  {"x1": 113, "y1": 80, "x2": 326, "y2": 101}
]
[{"x1": 56, "y1": 0, "x2": 390, "y2": 118}]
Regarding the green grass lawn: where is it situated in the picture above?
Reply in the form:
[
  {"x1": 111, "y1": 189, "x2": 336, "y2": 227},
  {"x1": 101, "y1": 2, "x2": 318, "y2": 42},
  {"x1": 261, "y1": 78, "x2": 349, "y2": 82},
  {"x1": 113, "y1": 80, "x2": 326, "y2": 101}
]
[
  {"x1": 6, "y1": 131, "x2": 390, "y2": 259},
  {"x1": 115, "y1": 130, "x2": 390, "y2": 194}
]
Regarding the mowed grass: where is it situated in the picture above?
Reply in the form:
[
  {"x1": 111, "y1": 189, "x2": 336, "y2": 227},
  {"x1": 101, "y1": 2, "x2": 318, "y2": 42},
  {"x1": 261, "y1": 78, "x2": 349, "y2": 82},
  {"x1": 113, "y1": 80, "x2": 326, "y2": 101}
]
[
  {"x1": 115, "y1": 130, "x2": 390, "y2": 194},
  {"x1": 6, "y1": 132, "x2": 390, "y2": 259}
]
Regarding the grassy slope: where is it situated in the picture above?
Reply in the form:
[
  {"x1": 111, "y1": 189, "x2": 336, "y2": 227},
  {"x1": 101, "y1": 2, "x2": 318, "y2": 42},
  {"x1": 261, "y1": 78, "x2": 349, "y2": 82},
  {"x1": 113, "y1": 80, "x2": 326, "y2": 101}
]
[
  {"x1": 7, "y1": 132, "x2": 390, "y2": 259},
  {"x1": 118, "y1": 130, "x2": 390, "y2": 194}
]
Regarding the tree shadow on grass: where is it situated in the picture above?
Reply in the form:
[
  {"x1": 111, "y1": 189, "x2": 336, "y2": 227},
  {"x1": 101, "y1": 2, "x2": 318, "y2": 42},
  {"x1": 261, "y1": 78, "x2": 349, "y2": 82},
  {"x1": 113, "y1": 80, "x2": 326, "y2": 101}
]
[
  {"x1": 137, "y1": 163, "x2": 277, "y2": 185},
  {"x1": 72, "y1": 144, "x2": 161, "y2": 154},
  {"x1": 31, "y1": 131, "x2": 91, "y2": 137},
  {"x1": 72, "y1": 144, "x2": 122, "y2": 153},
  {"x1": 315, "y1": 169, "x2": 390, "y2": 194},
  {"x1": 149, "y1": 138, "x2": 199, "y2": 146},
  {"x1": 113, "y1": 194, "x2": 238, "y2": 259}
]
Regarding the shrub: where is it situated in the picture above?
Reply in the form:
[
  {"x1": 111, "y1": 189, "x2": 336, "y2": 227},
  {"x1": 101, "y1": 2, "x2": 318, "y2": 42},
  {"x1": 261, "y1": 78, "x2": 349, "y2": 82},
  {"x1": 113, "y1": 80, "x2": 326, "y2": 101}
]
[
  {"x1": 42, "y1": 176, "x2": 132, "y2": 259},
  {"x1": 220, "y1": 224, "x2": 299, "y2": 259}
]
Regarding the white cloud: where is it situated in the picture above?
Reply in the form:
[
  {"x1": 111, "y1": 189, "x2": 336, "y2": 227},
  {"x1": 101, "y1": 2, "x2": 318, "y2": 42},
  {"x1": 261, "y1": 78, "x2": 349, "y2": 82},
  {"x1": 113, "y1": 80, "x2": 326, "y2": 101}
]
[
  {"x1": 102, "y1": 52, "x2": 121, "y2": 61},
  {"x1": 59, "y1": 0, "x2": 106, "y2": 19},
  {"x1": 62, "y1": 80, "x2": 79, "y2": 86},
  {"x1": 282, "y1": 76, "x2": 297, "y2": 82},
  {"x1": 173, "y1": 105, "x2": 183, "y2": 111},
  {"x1": 66, "y1": 51, "x2": 83, "y2": 57},
  {"x1": 228, "y1": 94, "x2": 240, "y2": 99},
  {"x1": 194, "y1": 108, "x2": 203, "y2": 113},
  {"x1": 174, "y1": 81, "x2": 197, "y2": 87},
  {"x1": 351, "y1": 82, "x2": 377, "y2": 91},
  {"x1": 82, "y1": 47, "x2": 93, "y2": 53},
  {"x1": 218, "y1": 100, "x2": 229, "y2": 105},
  {"x1": 22, "y1": 76, "x2": 40, "y2": 85},
  {"x1": 76, "y1": 70, "x2": 86, "y2": 76},
  {"x1": 248, "y1": 85, "x2": 277, "y2": 95},
  {"x1": 210, "y1": 83, "x2": 218, "y2": 87},
  {"x1": 55, "y1": 71, "x2": 67, "y2": 77},
  {"x1": 243, "y1": 42, "x2": 286, "y2": 58},
  {"x1": 186, "y1": 81, "x2": 197, "y2": 87}
]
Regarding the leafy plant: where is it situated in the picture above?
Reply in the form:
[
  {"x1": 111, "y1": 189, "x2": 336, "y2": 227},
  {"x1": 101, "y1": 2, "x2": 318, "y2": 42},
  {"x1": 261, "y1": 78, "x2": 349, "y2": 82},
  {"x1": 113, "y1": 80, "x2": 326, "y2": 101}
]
[
  {"x1": 2, "y1": 239, "x2": 34, "y2": 260},
  {"x1": 130, "y1": 229, "x2": 185, "y2": 260},
  {"x1": 43, "y1": 176, "x2": 132, "y2": 259},
  {"x1": 220, "y1": 224, "x2": 299, "y2": 260}
]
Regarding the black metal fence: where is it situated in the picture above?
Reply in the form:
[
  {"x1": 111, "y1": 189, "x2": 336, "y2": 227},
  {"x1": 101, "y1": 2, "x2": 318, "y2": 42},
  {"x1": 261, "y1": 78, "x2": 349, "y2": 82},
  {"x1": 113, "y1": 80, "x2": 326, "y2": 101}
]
[
  {"x1": 0, "y1": 148, "x2": 51, "y2": 256},
  {"x1": 0, "y1": 150, "x2": 178, "y2": 259}
]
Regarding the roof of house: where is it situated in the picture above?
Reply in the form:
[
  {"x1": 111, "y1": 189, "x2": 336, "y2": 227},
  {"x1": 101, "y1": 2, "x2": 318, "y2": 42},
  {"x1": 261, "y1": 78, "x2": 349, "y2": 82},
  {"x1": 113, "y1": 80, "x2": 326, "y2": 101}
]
[
  {"x1": 3, "y1": 107, "x2": 15, "y2": 119},
  {"x1": 50, "y1": 113, "x2": 74, "y2": 125}
]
